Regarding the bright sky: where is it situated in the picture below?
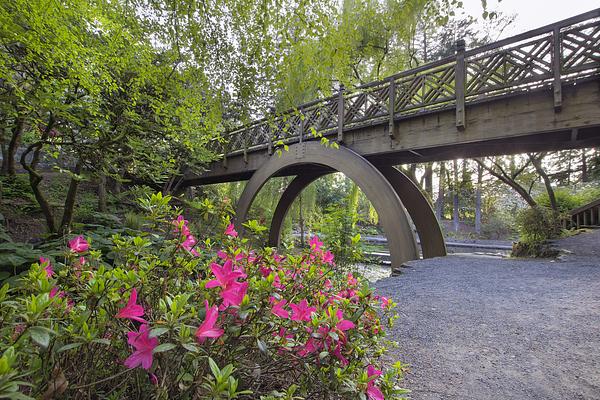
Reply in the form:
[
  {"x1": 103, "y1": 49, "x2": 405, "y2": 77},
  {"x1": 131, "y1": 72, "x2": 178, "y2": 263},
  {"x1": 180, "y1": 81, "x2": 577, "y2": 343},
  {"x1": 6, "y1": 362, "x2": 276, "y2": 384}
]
[{"x1": 462, "y1": 0, "x2": 599, "y2": 37}]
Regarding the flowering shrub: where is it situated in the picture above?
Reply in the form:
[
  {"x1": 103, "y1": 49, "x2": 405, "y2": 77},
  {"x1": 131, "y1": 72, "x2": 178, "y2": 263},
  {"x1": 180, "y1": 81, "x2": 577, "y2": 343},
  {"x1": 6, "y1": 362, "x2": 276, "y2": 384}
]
[{"x1": 0, "y1": 193, "x2": 408, "y2": 399}]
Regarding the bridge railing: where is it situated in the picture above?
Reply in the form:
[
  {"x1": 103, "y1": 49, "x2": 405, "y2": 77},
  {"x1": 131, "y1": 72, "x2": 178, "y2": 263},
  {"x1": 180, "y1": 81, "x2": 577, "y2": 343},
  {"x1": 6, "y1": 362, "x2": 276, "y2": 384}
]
[
  {"x1": 566, "y1": 198, "x2": 600, "y2": 229},
  {"x1": 210, "y1": 9, "x2": 600, "y2": 158}
]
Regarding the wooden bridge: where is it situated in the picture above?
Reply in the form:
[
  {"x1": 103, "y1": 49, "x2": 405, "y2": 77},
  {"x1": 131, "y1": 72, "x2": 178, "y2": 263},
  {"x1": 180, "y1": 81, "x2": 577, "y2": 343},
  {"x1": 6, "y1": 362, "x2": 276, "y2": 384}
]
[{"x1": 185, "y1": 9, "x2": 600, "y2": 267}]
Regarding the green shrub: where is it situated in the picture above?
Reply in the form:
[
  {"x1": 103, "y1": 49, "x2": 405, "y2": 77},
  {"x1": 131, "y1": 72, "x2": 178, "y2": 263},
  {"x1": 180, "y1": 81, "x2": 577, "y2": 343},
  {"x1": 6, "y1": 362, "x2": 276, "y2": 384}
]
[
  {"x1": 481, "y1": 213, "x2": 517, "y2": 240},
  {"x1": 536, "y1": 185, "x2": 600, "y2": 213},
  {"x1": 515, "y1": 206, "x2": 563, "y2": 243},
  {"x1": 0, "y1": 193, "x2": 408, "y2": 399}
]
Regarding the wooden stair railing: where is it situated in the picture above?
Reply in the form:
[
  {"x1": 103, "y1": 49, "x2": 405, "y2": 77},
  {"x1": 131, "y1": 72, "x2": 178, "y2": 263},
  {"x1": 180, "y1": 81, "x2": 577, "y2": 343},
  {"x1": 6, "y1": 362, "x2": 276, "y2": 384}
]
[{"x1": 566, "y1": 198, "x2": 600, "y2": 229}]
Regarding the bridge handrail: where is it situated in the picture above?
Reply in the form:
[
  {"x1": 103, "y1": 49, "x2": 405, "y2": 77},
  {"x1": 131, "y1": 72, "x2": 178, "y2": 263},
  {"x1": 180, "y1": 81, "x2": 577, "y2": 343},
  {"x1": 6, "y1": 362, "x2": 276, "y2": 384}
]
[
  {"x1": 210, "y1": 8, "x2": 600, "y2": 157},
  {"x1": 570, "y1": 198, "x2": 600, "y2": 216}
]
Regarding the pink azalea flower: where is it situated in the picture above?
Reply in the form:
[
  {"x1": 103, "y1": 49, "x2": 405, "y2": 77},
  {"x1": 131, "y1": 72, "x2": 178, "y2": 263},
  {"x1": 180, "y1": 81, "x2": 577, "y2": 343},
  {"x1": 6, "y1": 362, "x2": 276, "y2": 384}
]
[
  {"x1": 195, "y1": 300, "x2": 224, "y2": 344},
  {"x1": 380, "y1": 296, "x2": 391, "y2": 309},
  {"x1": 116, "y1": 288, "x2": 147, "y2": 323},
  {"x1": 172, "y1": 215, "x2": 191, "y2": 236},
  {"x1": 366, "y1": 365, "x2": 384, "y2": 400},
  {"x1": 181, "y1": 234, "x2": 199, "y2": 256},
  {"x1": 332, "y1": 342, "x2": 349, "y2": 365},
  {"x1": 322, "y1": 250, "x2": 334, "y2": 265},
  {"x1": 335, "y1": 310, "x2": 355, "y2": 331},
  {"x1": 206, "y1": 260, "x2": 246, "y2": 289},
  {"x1": 289, "y1": 299, "x2": 317, "y2": 322},
  {"x1": 40, "y1": 257, "x2": 54, "y2": 278},
  {"x1": 68, "y1": 235, "x2": 89, "y2": 253},
  {"x1": 49, "y1": 286, "x2": 64, "y2": 299},
  {"x1": 217, "y1": 250, "x2": 228, "y2": 260},
  {"x1": 309, "y1": 236, "x2": 323, "y2": 252},
  {"x1": 347, "y1": 273, "x2": 358, "y2": 286},
  {"x1": 124, "y1": 324, "x2": 158, "y2": 370},
  {"x1": 225, "y1": 223, "x2": 238, "y2": 238},
  {"x1": 270, "y1": 297, "x2": 289, "y2": 319},
  {"x1": 272, "y1": 274, "x2": 284, "y2": 289},
  {"x1": 220, "y1": 281, "x2": 248, "y2": 309},
  {"x1": 297, "y1": 337, "x2": 321, "y2": 357}
]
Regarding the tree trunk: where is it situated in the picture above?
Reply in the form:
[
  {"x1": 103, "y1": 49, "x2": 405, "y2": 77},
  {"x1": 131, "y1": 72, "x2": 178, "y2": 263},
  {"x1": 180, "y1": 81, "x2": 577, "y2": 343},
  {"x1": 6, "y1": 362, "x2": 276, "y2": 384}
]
[
  {"x1": 59, "y1": 161, "x2": 83, "y2": 234},
  {"x1": 435, "y1": 162, "x2": 445, "y2": 220},
  {"x1": 6, "y1": 115, "x2": 25, "y2": 176},
  {"x1": 424, "y1": 162, "x2": 433, "y2": 199},
  {"x1": 475, "y1": 162, "x2": 483, "y2": 234},
  {"x1": 581, "y1": 149, "x2": 588, "y2": 182},
  {"x1": 474, "y1": 158, "x2": 538, "y2": 208},
  {"x1": 452, "y1": 159, "x2": 459, "y2": 232},
  {"x1": 98, "y1": 175, "x2": 107, "y2": 212},
  {"x1": 529, "y1": 153, "x2": 557, "y2": 211},
  {"x1": 298, "y1": 192, "x2": 304, "y2": 248}
]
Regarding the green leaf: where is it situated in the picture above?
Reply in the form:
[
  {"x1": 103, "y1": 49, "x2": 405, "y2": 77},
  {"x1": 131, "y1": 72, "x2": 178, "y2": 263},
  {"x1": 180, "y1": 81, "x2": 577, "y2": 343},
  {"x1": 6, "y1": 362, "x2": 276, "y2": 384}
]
[
  {"x1": 29, "y1": 326, "x2": 50, "y2": 348},
  {"x1": 149, "y1": 327, "x2": 169, "y2": 338},
  {"x1": 57, "y1": 342, "x2": 83, "y2": 353},
  {"x1": 257, "y1": 339, "x2": 268, "y2": 354},
  {"x1": 153, "y1": 343, "x2": 176, "y2": 353},
  {"x1": 182, "y1": 343, "x2": 199, "y2": 353},
  {"x1": 208, "y1": 357, "x2": 220, "y2": 378}
]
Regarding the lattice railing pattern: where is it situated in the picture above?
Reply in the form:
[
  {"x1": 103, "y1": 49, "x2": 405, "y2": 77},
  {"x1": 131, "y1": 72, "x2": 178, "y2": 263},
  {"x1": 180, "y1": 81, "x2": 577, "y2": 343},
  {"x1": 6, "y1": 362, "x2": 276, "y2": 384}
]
[
  {"x1": 215, "y1": 10, "x2": 600, "y2": 157},
  {"x1": 466, "y1": 36, "x2": 553, "y2": 96},
  {"x1": 562, "y1": 21, "x2": 600, "y2": 73}
]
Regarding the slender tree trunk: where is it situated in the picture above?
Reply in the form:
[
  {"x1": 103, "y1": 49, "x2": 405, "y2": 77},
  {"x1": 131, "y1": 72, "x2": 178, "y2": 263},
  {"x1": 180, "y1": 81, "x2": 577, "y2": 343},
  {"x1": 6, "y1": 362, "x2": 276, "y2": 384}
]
[
  {"x1": 0, "y1": 120, "x2": 8, "y2": 175},
  {"x1": 424, "y1": 162, "x2": 433, "y2": 199},
  {"x1": 59, "y1": 161, "x2": 83, "y2": 234},
  {"x1": 529, "y1": 153, "x2": 557, "y2": 211},
  {"x1": 298, "y1": 192, "x2": 304, "y2": 248},
  {"x1": 21, "y1": 134, "x2": 57, "y2": 234},
  {"x1": 6, "y1": 115, "x2": 25, "y2": 176},
  {"x1": 581, "y1": 149, "x2": 588, "y2": 182},
  {"x1": 567, "y1": 150, "x2": 572, "y2": 185},
  {"x1": 435, "y1": 162, "x2": 445, "y2": 220},
  {"x1": 452, "y1": 159, "x2": 459, "y2": 232},
  {"x1": 475, "y1": 162, "x2": 483, "y2": 234},
  {"x1": 98, "y1": 175, "x2": 108, "y2": 212}
]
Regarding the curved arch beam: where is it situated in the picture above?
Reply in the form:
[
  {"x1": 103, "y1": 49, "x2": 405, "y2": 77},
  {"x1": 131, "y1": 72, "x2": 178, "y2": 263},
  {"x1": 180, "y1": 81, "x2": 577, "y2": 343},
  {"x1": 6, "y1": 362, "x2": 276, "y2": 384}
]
[
  {"x1": 376, "y1": 166, "x2": 447, "y2": 258},
  {"x1": 235, "y1": 142, "x2": 419, "y2": 266},
  {"x1": 268, "y1": 170, "x2": 330, "y2": 247}
]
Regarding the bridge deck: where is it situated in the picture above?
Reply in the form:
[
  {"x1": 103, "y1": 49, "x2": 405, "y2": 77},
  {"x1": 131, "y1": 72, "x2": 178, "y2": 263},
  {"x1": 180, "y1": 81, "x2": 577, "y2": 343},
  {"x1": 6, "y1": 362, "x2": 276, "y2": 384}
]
[{"x1": 186, "y1": 9, "x2": 600, "y2": 186}]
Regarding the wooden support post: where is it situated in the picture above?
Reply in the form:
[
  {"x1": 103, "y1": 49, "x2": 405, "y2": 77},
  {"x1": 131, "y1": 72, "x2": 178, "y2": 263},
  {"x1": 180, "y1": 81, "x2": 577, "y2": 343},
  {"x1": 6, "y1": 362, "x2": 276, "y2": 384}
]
[
  {"x1": 243, "y1": 135, "x2": 248, "y2": 164},
  {"x1": 388, "y1": 77, "x2": 396, "y2": 138},
  {"x1": 552, "y1": 27, "x2": 563, "y2": 112},
  {"x1": 337, "y1": 84, "x2": 345, "y2": 143},
  {"x1": 455, "y1": 39, "x2": 466, "y2": 130}
]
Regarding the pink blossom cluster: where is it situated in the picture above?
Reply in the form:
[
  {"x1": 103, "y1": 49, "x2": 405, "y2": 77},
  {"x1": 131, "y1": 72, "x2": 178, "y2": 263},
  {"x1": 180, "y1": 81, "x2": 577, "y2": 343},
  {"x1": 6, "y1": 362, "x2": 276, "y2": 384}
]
[{"x1": 173, "y1": 215, "x2": 199, "y2": 256}]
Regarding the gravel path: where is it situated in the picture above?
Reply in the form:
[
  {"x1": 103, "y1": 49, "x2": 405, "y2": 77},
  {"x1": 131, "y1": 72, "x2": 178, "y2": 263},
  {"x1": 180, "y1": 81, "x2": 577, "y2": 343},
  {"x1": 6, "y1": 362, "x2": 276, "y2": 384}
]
[{"x1": 374, "y1": 230, "x2": 600, "y2": 400}]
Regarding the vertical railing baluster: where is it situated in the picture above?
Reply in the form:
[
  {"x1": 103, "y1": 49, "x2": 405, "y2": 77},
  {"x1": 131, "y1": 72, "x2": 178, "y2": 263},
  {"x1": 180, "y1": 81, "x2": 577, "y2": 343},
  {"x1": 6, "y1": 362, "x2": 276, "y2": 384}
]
[
  {"x1": 455, "y1": 39, "x2": 466, "y2": 130},
  {"x1": 299, "y1": 108, "x2": 304, "y2": 144},
  {"x1": 337, "y1": 84, "x2": 345, "y2": 143},
  {"x1": 552, "y1": 27, "x2": 563, "y2": 112},
  {"x1": 268, "y1": 107, "x2": 275, "y2": 155},
  {"x1": 388, "y1": 77, "x2": 396, "y2": 138}
]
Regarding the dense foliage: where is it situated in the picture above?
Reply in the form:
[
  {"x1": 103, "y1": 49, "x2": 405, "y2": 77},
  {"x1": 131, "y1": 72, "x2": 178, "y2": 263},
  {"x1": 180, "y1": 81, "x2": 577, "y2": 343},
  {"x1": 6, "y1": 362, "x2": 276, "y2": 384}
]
[{"x1": 0, "y1": 193, "x2": 406, "y2": 399}]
